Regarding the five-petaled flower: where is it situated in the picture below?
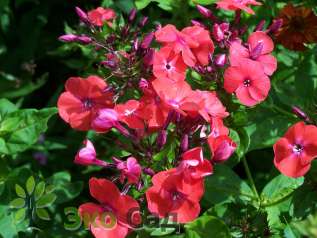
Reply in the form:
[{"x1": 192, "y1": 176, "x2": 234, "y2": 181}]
[{"x1": 274, "y1": 122, "x2": 317, "y2": 178}]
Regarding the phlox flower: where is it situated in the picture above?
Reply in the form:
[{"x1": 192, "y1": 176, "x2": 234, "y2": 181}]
[
  {"x1": 88, "y1": 7, "x2": 116, "y2": 27},
  {"x1": 208, "y1": 135, "x2": 237, "y2": 163},
  {"x1": 153, "y1": 46, "x2": 187, "y2": 82},
  {"x1": 178, "y1": 147, "x2": 213, "y2": 181},
  {"x1": 57, "y1": 76, "x2": 113, "y2": 131},
  {"x1": 151, "y1": 78, "x2": 198, "y2": 115},
  {"x1": 146, "y1": 169, "x2": 204, "y2": 223},
  {"x1": 274, "y1": 122, "x2": 317, "y2": 178},
  {"x1": 229, "y1": 31, "x2": 277, "y2": 75},
  {"x1": 155, "y1": 24, "x2": 214, "y2": 67},
  {"x1": 216, "y1": 0, "x2": 262, "y2": 15},
  {"x1": 224, "y1": 59, "x2": 271, "y2": 107},
  {"x1": 115, "y1": 100, "x2": 147, "y2": 129},
  {"x1": 79, "y1": 178, "x2": 140, "y2": 238}
]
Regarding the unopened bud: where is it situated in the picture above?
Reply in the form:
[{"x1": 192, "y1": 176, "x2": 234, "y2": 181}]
[
  {"x1": 213, "y1": 23, "x2": 229, "y2": 42},
  {"x1": 268, "y1": 19, "x2": 283, "y2": 34},
  {"x1": 214, "y1": 54, "x2": 227, "y2": 67},
  {"x1": 139, "y1": 78, "x2": 149, "y2": 91},
  {"x1": 141, "y1": 32, "x2": 154, "y2": 49},
  {"x1": 133, "y1": 38, "x2": 140, "y2": 51},
  {"x1": 75, "y1": 6, "x2": 89, "y2": 23},
  {"x1": 143, "y1": 48, "x2": 154, "y2": 66},
  {"x1": 180, "y1": 134, "x2": 189, "y2": 152},
  {"x1": 128, "y1": 8, "x2": 137, "y2": 23},
  {"x1": 255, "y1": 20, "x2": 266, "y2": 32},
  {"x1": 58, "y1": 34, "x2": 78, "y2": 42},
  {"x1": 292, "y1": 106, "x2": 311, "y2": 122},
  {"x1": 77, "y1": 36, "x2": 93, "y2": 44},
  {"x1": 197, "y1": 5, "x2": 212, "y2": 18},
  {"x1": 250, "y1": 42, "x2": 263, "y2": 60},
  {"x1": 157, "y1": 130, "x2": 167, "y2": 149},
  {"x1": 138, "y1": 16, "x2": 148, "y2": 27}
]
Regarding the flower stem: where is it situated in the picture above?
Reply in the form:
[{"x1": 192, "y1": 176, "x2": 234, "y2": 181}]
[{"x1": 242, "y1": 156, "x2": 260, "y2": 200}]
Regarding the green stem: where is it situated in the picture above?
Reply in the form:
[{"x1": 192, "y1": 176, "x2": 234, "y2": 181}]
[{"x1": 242, "y1": 157, "x2": 260, "y2": 200}]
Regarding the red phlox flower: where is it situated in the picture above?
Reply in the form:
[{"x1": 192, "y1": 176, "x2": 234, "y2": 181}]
[
  {"x1": 75, "y1": 140, "x2": 108, "y2": 167},
  {"x1": 178, "y1": 147, "x2": 213, "y2": 180},
  {"x1": 117, "y1": 157, "x2": 142, "y2": 185},
  {"x1": 151, "y1": 78, "x2": 199, "y2": 115},
  {"x1": 146, "y1": 169, "x2": 204, "y2": 223},
  {"x1": 155, "y1": 24, "x2": 198, "y2": 67},
  {"x1": 224, "y1": 58, "x2": 271, "y2": 107},
  {"x1": 209, "y1": 117, "x2": 230, "y2": 138},
  {"x1": 181, "y1": 26, "x2": 215, "y2": 66},
  {"x1": 229, "y1": 31, "x2": 277, "y2": 75},
  {"x1": 57, "y1": 76, "x2": 113, "y2": 131},
  {"x1": 274, "y1": 122, "x2": 317, "y2": 178},
  {"x1": 79, "y1": 178, "x2": 140, "y2": 238},
  {"x1": 88, "y1": 7, "x2": 116, "y2": 27},
  {"x1": 187, "y1": 90, "x2": 229, "y2": 122},
  {"x1": 216, "y1": 0, "x2": 262, "y2": 15},
  {"x1": 115, "y1": 100, "x2": 147, "y2": 129},
  {"x1": 153, "y1": 46, "x2": 187, "y2": 82}
]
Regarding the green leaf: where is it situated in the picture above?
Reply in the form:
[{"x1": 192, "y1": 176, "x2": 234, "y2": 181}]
[
  {"x1": 26, "y1": 176, "x2": 35, "y2": 195},
  {"x1": 261, "y1": 175, "x2": 304, "y2": 206},
  {"x1": 36, "y1": 193, "x2": 56, "y2": 208},
  {"x1": 14, "y1": 208, "x2": 27, "y2": 222},
  {"x1": 36, "y1": 208, "x2": 50, "y2": 221},
  {"x1": 0, "y1": 98, "x2": 17, "y2": 117},
  {"x1": 47, "y1": 171, "x2": 83, "y2": 204},
  {"x1": 203, "y1": 164, "x2": 255, "y2": 206},
  {"x1": 34, "y1": 181, "x2": 45, "y2": 201},
  {"x1": 135, "y1": 0, "x2": 151, "y2": 9},
  {"x1": 15, "y1": 184, "x2": 26, "y2": 198},
  {"x1": 0, "y1": 106, "x2": 57, "y2": 154},
  {"x1": 185, "y1": 215, "x2": 231, "y2": 238},
  {"x1": 10, "y1": 198, "x2": 25, "y2": 208}
]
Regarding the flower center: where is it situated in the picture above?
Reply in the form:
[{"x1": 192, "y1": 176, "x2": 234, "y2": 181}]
[
  {"x1": 165, "y1": 63, "x2": 172, "y2": 70},
  {"x1": 171, "y1": 190, "x2": 184, "y2": 202},
  {"x1": 83, "y1": 98, "x2": 94, "y2": 109},
  {"x1": 293, "y1": 144, "x2": 303, "y2": 154},
  {"x1": 243, "y1": 78, "x2": 251, "y2": 87}
]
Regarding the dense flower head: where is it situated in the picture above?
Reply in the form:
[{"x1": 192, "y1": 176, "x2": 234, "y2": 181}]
[
  {"x1": 79, "y1": 178, "x2": 140, "y2": 238},
  {"x1": 57, "y1": 76, "x2": 114, "y2": 131},
  {"x1": 88, "y1": 7, "x2": 116, "y2": 27},
  {"x1": 224, "y1": 58, "x2": 271, "y2": 106},
  {"x1": 216, "y1": 0, "x2": 262, "y2": 15},
  {"x1": 229, "y1": 31, "x2": 277, "y2": 76},
  {"x1": 274, "y1": 122, "x2": 317, "y2": 178},
  {"x1": 275, "y1": 3, "x2": 317, "y2": 51}
]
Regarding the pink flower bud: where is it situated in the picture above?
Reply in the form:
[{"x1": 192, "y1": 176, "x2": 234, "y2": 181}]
[
  {"x1": 74, "y1": 140, "x2": 108, "y2": 166},
  {"x1": 250, "y1": 42, "x2": 263, "y2": 60},
  {"x1": 58, "y1": 34, "x2": 78, "y2": 42},
  {"x1": 292, "y1": 106, "x2": 311, "y2": 122},
  {"x1": 214, "y1": 54, "x2": 227, "y2": 67},
  {"x1": 267, "y1": 19, "x2": 283, "y2": 34},
  {"x1": 91, "y1": 109, "x2": 118, "y2": 133},
  {"x1": 141, "y1": 32, "x2": 154, "y2": 49},
  {"x1": 128, "y1": 8, "x2": 137, "y2": 23},
  {"x1": 213, "y1": 23, "x2": 229, "y2": 42},
  {"x1": 139, "y1": 78, "x2": 149, "y2": 91},
  {"x1": 138, "y1": 16, "x2": 148, "y2": 27},
  {"x1": 180, "y1": 134, "x2": 189, "y2": 152},
  {"x1": 191, "y1": 20, "x2": 205, "y2": 28},
  {"x1": 143, "y1": 48, "x2": 154, "y2": 66},
  {"x1": 75, "y1": 6, "x2": 89, "y2": 23},
  {"x1": 77, "y1": 36, "x2": 93, "y2": 44},
  {"x1": 157, "y1": 130, "x2": 167, "y2": 149},
  {"x1": 117, "y1": 157, "x2": 142, "y2": 184},
  {"x1": 197, "y1": 5, "x2": 212, "y2": 18},
  {"x1": 255, "y1": 20, "x2": 266, "y2": 32},
  {"x1": 143, "y1": 167, "x2": 155, "y2": 176}
]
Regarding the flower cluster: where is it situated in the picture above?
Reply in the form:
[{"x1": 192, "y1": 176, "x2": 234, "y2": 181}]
[{"x1": 57, "y1": 2, "x2": 282, "y2": 238}]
